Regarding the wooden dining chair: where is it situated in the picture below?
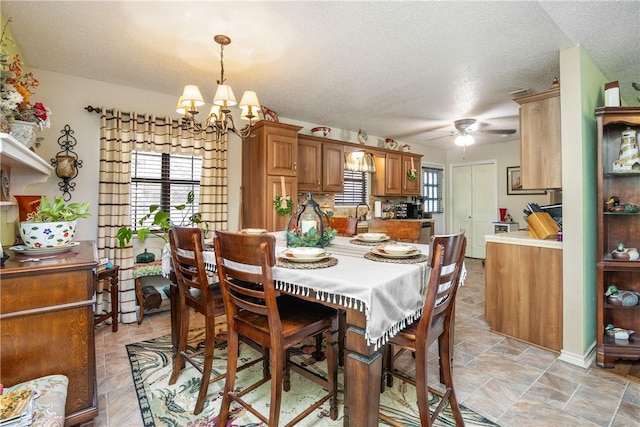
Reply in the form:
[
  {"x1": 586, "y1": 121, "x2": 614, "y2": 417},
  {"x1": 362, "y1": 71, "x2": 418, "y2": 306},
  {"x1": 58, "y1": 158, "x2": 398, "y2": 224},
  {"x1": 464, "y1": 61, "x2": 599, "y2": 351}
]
[
  {"x1": 214, "y1": 230, "x2": 339, "y2": 427},
  {"x1": 329, "y1": 216, "x2": 358, "y2": 236},
  {"x1": 367, "y1": 218, "x2": 422, "y2": 243},
  {"x1": 380, "y1": 231, "x2": 467, "y2": 427},
  {"x1": 168, "y1": 226, "x2": 227, "y2": 415}
]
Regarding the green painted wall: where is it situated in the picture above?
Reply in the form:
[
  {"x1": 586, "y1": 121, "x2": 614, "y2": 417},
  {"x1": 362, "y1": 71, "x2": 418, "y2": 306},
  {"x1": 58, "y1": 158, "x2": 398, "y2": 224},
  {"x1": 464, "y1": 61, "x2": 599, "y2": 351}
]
[{"x1": 578, "y1": 49, "x2": 608, "y2": 353}]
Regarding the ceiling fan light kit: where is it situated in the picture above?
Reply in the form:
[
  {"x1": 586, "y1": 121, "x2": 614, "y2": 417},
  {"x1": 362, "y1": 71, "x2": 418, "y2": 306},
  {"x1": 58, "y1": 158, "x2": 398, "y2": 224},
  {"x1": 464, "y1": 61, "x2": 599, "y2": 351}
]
[{"x1": 455, "y1": 133, "x2": 475, "y2": 146}]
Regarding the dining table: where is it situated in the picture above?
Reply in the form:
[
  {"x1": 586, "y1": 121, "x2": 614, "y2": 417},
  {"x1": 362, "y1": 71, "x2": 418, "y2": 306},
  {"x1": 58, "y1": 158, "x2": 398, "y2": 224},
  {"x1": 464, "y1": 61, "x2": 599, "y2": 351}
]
[{"x1": 162, "y1": 231, "x2": 432, "y2": 427}]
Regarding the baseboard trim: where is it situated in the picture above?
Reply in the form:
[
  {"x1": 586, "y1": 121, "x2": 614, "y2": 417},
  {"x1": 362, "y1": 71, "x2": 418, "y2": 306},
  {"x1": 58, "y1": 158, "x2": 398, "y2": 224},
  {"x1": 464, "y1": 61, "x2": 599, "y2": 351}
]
[{"x1": 558, "y1": 341, "x2": 596, "y2": 368}]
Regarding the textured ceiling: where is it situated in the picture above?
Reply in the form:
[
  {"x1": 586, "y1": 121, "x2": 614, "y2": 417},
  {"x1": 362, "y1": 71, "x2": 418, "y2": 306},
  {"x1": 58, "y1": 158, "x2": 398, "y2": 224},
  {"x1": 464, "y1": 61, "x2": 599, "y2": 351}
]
[{"x1": 2, "y1": 1, "x2": 639, "y2": 148}]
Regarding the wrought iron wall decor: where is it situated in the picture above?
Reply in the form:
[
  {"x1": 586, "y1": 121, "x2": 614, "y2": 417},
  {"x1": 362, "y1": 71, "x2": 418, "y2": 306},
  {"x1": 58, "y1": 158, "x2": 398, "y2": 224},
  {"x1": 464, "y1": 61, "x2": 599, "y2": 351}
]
[{"x1": 51, "y1": 124, "x2": 83, "y2": 201}]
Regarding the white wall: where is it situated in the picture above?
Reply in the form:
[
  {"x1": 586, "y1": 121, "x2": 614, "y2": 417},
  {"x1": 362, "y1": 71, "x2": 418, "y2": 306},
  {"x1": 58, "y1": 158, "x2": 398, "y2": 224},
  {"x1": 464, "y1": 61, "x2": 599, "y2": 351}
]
[
  {"x1": 21, "y1": 69, "x2": 449, "y2": 249},
  {"x1": 444, "y1": 137, "x2": 554, "y2": 232}
]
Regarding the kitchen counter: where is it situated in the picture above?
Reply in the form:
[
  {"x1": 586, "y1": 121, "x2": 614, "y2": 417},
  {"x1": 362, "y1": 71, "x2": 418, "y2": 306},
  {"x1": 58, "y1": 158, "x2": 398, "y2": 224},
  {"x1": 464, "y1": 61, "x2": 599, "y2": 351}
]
[
  {"x1": 485, "y1": 230, "x2": 562, "y2": 249},
  {"x1": 484, "y1": 231, "x2": 563, "y2": 351},
  {"x1": 356, "y1": 218, "x2": 435, "y2": 243}
]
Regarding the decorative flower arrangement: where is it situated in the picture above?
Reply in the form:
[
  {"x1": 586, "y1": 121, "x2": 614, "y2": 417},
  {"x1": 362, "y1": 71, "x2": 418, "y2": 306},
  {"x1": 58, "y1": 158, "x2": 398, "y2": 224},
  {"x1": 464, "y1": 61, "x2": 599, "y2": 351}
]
[
  {"x1": 407, "y1": 168, "x2": 417, "y2": 182},
  {"x1": 285, "y1": 225, "x2": 337, "y2": 248},
  {"x1": 1, "y1": 18, "x2": 51, "y2": 137}
]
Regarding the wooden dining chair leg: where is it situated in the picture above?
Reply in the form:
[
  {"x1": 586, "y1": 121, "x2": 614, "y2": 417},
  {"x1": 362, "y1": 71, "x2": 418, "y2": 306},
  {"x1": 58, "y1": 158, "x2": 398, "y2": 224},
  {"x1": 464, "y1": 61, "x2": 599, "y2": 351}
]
[
  {"x1": 169, "y1": 299, "x2": 191, "y2": 385},
  {"x1": 338, "y1": 309, "x2": 346, "y2": 367},
  {"x1": 325, "y1": 328, "x2": 339, "y2": 419},
  {"x1": 193, "y1": 324, "x2": 215, "y2": 414},
  {"x1": 283, "y1": 349, "x2": 291, "y2": 392},
  {"x1": 268, "y1": 350, "x2": 285, "y2": 427},
  {"x1": 439, "y1": 322, "x2": 464, "y2": 426},
  {"x1": 217, "y1": 330, "x2": 240, "y2": 427},
  {"x1": 314, "y1": 334, "x2": 323, "y2": 361}
]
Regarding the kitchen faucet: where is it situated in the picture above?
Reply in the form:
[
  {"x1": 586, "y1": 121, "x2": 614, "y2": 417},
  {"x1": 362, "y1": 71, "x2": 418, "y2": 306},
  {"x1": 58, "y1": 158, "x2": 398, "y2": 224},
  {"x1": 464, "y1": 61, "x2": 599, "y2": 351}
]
[{"x1": 356, "y1": 203, "x2": 369, "y2": 222}]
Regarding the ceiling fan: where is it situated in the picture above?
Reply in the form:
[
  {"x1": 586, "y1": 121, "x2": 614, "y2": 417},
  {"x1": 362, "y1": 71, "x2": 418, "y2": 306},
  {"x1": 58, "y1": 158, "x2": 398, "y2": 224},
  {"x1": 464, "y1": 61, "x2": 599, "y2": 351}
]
[
  {"x1": 425, "y1": 118, "x2": 517, "y2": 146},
  {"x1": 452, "y1": 118, "x2": 517, "y2": 146}
]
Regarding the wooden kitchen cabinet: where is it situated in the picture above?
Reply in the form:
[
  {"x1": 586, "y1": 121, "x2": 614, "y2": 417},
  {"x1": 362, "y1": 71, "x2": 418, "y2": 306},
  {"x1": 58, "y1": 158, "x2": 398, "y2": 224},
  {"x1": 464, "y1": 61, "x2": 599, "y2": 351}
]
[
  {"x1": 322, "y1": 142, "x2": 344, "y2": 192},
  {"x1": 242, "y1": 121, "x2": 302, "y2": 231},
  {"x1": 0, "y1": 241, "x2": 98, "y2": 426},
  {"x1": 372, "y1": 152, "x2": 421, "y2": 196},
  {"x1": 297, "y1": 135, "x2": 344, "y2": 193},
  {"x1": 595, "y1": 106, "x2": 640, "y2": 367},
  {"x1": 514, "y1": 87, "x2": 561, "y2": 189},
  {"x1": 402, "y1": 155, "x2": 420, "y2": 195},
  {"x1": 485, "y1": 237, "x2": 563, "y2": 352}
]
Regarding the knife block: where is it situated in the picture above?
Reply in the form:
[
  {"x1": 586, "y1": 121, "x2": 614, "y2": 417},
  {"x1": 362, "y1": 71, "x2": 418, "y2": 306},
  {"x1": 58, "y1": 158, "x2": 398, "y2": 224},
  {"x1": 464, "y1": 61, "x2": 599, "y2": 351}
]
[{"x1": 527, "y1": 212, "x2": 561, "y2": 240}]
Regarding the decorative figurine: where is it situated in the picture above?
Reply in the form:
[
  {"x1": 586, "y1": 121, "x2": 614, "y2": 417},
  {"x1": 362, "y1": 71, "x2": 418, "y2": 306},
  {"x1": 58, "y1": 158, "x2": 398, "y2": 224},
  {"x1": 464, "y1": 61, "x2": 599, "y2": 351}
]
[{"x1": 605, "y1": 324, "x2": 635, "y2": 340}]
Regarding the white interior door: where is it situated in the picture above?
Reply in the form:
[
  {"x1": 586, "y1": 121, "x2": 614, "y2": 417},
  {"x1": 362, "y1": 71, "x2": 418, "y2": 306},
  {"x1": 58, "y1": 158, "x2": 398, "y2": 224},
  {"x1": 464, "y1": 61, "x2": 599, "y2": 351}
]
[{"x1": 452, "y1": 162, "x2": 497, "y2": 259}]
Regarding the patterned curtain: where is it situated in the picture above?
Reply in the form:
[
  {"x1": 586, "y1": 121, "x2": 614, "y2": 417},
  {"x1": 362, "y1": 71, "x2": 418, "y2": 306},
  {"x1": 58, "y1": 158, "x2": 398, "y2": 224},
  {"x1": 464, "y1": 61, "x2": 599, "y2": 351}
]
[{"x1": 96, "y1": 108, "x2": 227, "y2": 324}]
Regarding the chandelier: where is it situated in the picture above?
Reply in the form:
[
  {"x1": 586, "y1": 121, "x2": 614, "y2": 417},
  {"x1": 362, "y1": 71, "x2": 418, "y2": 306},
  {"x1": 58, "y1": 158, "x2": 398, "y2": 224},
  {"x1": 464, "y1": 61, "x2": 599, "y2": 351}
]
[{"x1": 177, "y1": 35, "x2": 261, "y2": 139}]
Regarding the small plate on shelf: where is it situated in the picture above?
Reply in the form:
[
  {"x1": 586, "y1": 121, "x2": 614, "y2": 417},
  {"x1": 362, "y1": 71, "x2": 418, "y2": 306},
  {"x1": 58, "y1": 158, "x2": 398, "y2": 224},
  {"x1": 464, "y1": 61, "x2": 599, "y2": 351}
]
[
  {"x1": 277, "y1": 250, "x2": 332, "y2": 263},
  {"x1": 371, "y1": 246, "x2": 421, "y2": 259},
  {"x1": 10, "y1": 241, "x2": 80, "y2": 255}
]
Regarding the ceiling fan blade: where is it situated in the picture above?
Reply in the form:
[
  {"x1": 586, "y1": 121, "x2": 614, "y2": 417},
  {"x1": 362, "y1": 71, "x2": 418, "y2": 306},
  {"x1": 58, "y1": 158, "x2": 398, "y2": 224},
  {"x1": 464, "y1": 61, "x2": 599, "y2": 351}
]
[
  {"x1": 424, "y1": 133, "x2": 454, "y2": 142},
  {"x1": 478, "y1": 129, "x2": 517, "y2": 135}
]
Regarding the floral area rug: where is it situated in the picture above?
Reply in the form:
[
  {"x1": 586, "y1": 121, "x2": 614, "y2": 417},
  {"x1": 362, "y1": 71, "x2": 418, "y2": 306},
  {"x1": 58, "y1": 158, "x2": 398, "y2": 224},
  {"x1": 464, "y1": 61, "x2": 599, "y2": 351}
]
[{"x1": 126, "y1": 328, "x2": 497, "y2": 426}]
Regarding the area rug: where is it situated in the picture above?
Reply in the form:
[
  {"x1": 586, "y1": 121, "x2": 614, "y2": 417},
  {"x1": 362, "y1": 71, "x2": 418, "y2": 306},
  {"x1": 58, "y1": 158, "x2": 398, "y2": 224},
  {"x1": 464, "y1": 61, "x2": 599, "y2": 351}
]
[{"x1": 126, "y1": 329, "x2": 497, "y2": 426}]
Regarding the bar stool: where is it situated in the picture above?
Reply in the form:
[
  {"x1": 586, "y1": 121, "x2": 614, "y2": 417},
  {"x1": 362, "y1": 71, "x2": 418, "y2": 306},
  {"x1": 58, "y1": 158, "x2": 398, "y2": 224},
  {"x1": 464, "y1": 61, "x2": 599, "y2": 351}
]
[{"x1": 95, "y1": 265, "x2": 119, "y2": 332}]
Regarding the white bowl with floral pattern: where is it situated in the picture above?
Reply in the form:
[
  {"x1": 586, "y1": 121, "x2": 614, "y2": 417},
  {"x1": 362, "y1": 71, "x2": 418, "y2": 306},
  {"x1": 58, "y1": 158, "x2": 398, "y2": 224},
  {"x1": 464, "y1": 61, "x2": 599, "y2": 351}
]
[{"x1": 19, "y1": 220, "x2": 77, "y2": 249}]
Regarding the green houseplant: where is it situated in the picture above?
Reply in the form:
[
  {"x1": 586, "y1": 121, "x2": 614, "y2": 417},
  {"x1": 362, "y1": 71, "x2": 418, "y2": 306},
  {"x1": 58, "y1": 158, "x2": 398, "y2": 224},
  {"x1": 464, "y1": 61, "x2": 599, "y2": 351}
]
[
  {"x1": 20, "y1": 195, "x2": 91, "y2": 249},
  {"x1": 116, "y1": 191, "x2": 208, "y2": 248}
]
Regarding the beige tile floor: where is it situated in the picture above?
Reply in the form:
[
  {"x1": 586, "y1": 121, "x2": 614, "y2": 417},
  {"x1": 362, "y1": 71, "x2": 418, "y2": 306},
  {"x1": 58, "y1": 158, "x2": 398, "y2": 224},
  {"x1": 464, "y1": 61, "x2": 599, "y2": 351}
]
[{"x1": 94, "y1": 258, "x2": 640, "y2": 426}]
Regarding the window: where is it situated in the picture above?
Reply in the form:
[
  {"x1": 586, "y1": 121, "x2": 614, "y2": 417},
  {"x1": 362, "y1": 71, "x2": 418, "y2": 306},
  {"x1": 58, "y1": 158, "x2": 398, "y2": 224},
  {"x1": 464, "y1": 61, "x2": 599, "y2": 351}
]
[
  {"x1": 334, "y1": 170, "x2": 367, "y2": 206},
  {"x1": 130, "y1": 151, "x2": 202, "y2": 231},
  {"x1": 421, "y1": 166, "x2": 443, "y2": 213}
]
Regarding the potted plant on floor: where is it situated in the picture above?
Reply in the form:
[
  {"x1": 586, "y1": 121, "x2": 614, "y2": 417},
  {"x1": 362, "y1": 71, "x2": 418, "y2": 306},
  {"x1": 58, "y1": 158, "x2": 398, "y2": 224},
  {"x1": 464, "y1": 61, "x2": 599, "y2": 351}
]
[{"x1": 19, "y1": 195, "x2": 91, "y2": 248}]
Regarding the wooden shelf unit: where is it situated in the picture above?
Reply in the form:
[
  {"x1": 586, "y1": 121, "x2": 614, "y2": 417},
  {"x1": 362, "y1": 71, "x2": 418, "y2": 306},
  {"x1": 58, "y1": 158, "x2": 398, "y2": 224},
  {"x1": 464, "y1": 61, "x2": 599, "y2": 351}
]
[{"x1": 595, "y1": 106, "x2": 640, "y2": 368}]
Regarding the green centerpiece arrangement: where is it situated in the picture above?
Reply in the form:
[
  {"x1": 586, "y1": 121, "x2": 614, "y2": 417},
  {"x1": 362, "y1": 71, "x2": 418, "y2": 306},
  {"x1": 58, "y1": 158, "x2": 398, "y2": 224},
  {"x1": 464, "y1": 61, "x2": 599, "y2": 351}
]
[
  {"x1": 285, "y1": 192, "x2": 336, "y2": 248},
  {"x1": 285, "y1": 226, "x2": 336, "y2": 248}
]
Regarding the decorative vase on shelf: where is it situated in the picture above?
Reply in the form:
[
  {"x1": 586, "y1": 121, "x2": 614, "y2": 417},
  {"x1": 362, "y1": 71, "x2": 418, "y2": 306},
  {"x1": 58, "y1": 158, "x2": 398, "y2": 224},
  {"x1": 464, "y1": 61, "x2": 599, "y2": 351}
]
[{"x1": 9, "y1": 120, "x2": 38, "y2": 148}]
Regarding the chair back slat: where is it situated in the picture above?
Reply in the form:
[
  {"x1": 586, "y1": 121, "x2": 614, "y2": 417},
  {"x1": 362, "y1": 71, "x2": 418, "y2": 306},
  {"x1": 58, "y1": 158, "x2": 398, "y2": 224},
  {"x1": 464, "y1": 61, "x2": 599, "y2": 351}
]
[
  {"x1": 329, "y1": 217, "x2": 358, "y2": 236},
  {"x1": 417, "y1": 231, "x2": 467, "y2": 338},
  {"x1": 169, "y1": 226, "x2": 218, "y2": 309},
  {"x1": 214, "y1": 231, "x2": 282, "y2": 331}
]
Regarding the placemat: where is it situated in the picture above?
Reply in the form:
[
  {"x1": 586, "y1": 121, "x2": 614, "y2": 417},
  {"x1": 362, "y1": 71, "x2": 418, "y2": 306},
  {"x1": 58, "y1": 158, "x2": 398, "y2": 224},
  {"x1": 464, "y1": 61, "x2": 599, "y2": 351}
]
[
  {"x1": 349, "y1": 238, "x2": 389, "y2": 246},
  {"x1": 276, "y1": 257, "x2": 338, "y2": 269},
  {"x1": 364, "y1": 252, "x2": 429, "y2": 264}
]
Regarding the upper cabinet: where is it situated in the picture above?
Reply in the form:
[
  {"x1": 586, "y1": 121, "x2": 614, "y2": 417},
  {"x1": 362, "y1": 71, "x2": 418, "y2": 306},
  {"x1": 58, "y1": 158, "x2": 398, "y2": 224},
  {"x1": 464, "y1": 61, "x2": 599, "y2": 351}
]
[
  {"x1": 514, "y1": 88, "x2": 561, "y2": 189},
  {"x1": 297, "y1": 135, "x2": 344, "y2": 193},
  {"x1": 242, "y1": 121, "x2": 302, "y2": 231},
  {"x1": 372, "y1": 152, "x2": 421, "y2": 196}
]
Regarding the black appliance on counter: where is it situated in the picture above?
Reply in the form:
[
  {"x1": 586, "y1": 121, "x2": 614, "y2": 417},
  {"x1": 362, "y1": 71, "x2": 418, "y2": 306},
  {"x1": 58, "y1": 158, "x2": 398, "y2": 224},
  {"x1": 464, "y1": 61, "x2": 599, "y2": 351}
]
[
  {"x1": 396, "y1": 203, "x2": 408, "y2": 219},
  {"x1": 396, "y1": 202, "x2": 425, "y2": 219}
]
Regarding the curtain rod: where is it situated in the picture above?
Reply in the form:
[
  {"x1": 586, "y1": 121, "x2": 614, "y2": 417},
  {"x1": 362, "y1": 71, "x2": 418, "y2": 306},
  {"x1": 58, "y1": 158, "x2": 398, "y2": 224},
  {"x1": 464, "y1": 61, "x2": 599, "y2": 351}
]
[{"x1": 85, "y1": 105, "x2": 102, "y2": 114}]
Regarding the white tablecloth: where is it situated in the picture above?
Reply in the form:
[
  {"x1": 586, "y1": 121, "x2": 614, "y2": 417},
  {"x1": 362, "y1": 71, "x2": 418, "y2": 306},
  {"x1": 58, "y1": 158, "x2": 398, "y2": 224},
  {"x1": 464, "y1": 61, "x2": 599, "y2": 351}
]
[{"x1": 163, "y1": 232, "x2": 432, "y2": 349}]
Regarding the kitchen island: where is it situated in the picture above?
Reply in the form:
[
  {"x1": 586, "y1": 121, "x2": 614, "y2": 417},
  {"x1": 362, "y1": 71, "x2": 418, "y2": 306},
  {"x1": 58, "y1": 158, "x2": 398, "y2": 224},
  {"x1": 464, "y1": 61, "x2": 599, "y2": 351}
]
[{"x1": 484, "y1": 231, "x2": 563, "y2": 351}]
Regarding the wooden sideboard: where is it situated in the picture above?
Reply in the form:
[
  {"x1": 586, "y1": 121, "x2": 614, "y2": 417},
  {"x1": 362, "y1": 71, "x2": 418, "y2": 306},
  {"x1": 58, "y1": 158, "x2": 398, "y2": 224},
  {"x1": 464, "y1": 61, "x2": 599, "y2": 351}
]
[{"x1": 1, "y1": 241, "x2": 98, "y2": 426}]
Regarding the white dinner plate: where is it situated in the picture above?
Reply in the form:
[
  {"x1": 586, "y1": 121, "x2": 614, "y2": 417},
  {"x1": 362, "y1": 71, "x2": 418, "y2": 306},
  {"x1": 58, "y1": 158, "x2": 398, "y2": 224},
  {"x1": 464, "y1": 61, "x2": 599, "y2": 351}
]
[
  {"x1": 278, "y1": 250, "x2": 332, "y2": 263},
  {"x1": 371, "y1": 246, "x2": 422, "y2": 259},
  {"x1": 357, "y1": 233, "x2": 390, "y2": 243},
  {"x1": 10, "y1": 241, "x2": 80, "y2": 255}
]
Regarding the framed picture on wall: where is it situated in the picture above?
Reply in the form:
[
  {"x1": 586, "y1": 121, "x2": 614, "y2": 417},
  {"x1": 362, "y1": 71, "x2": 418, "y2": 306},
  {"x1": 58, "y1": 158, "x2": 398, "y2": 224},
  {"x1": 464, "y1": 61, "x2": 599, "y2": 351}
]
[{"x1": 507, "y1": 166, "x2": 547, "y2": 195}]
